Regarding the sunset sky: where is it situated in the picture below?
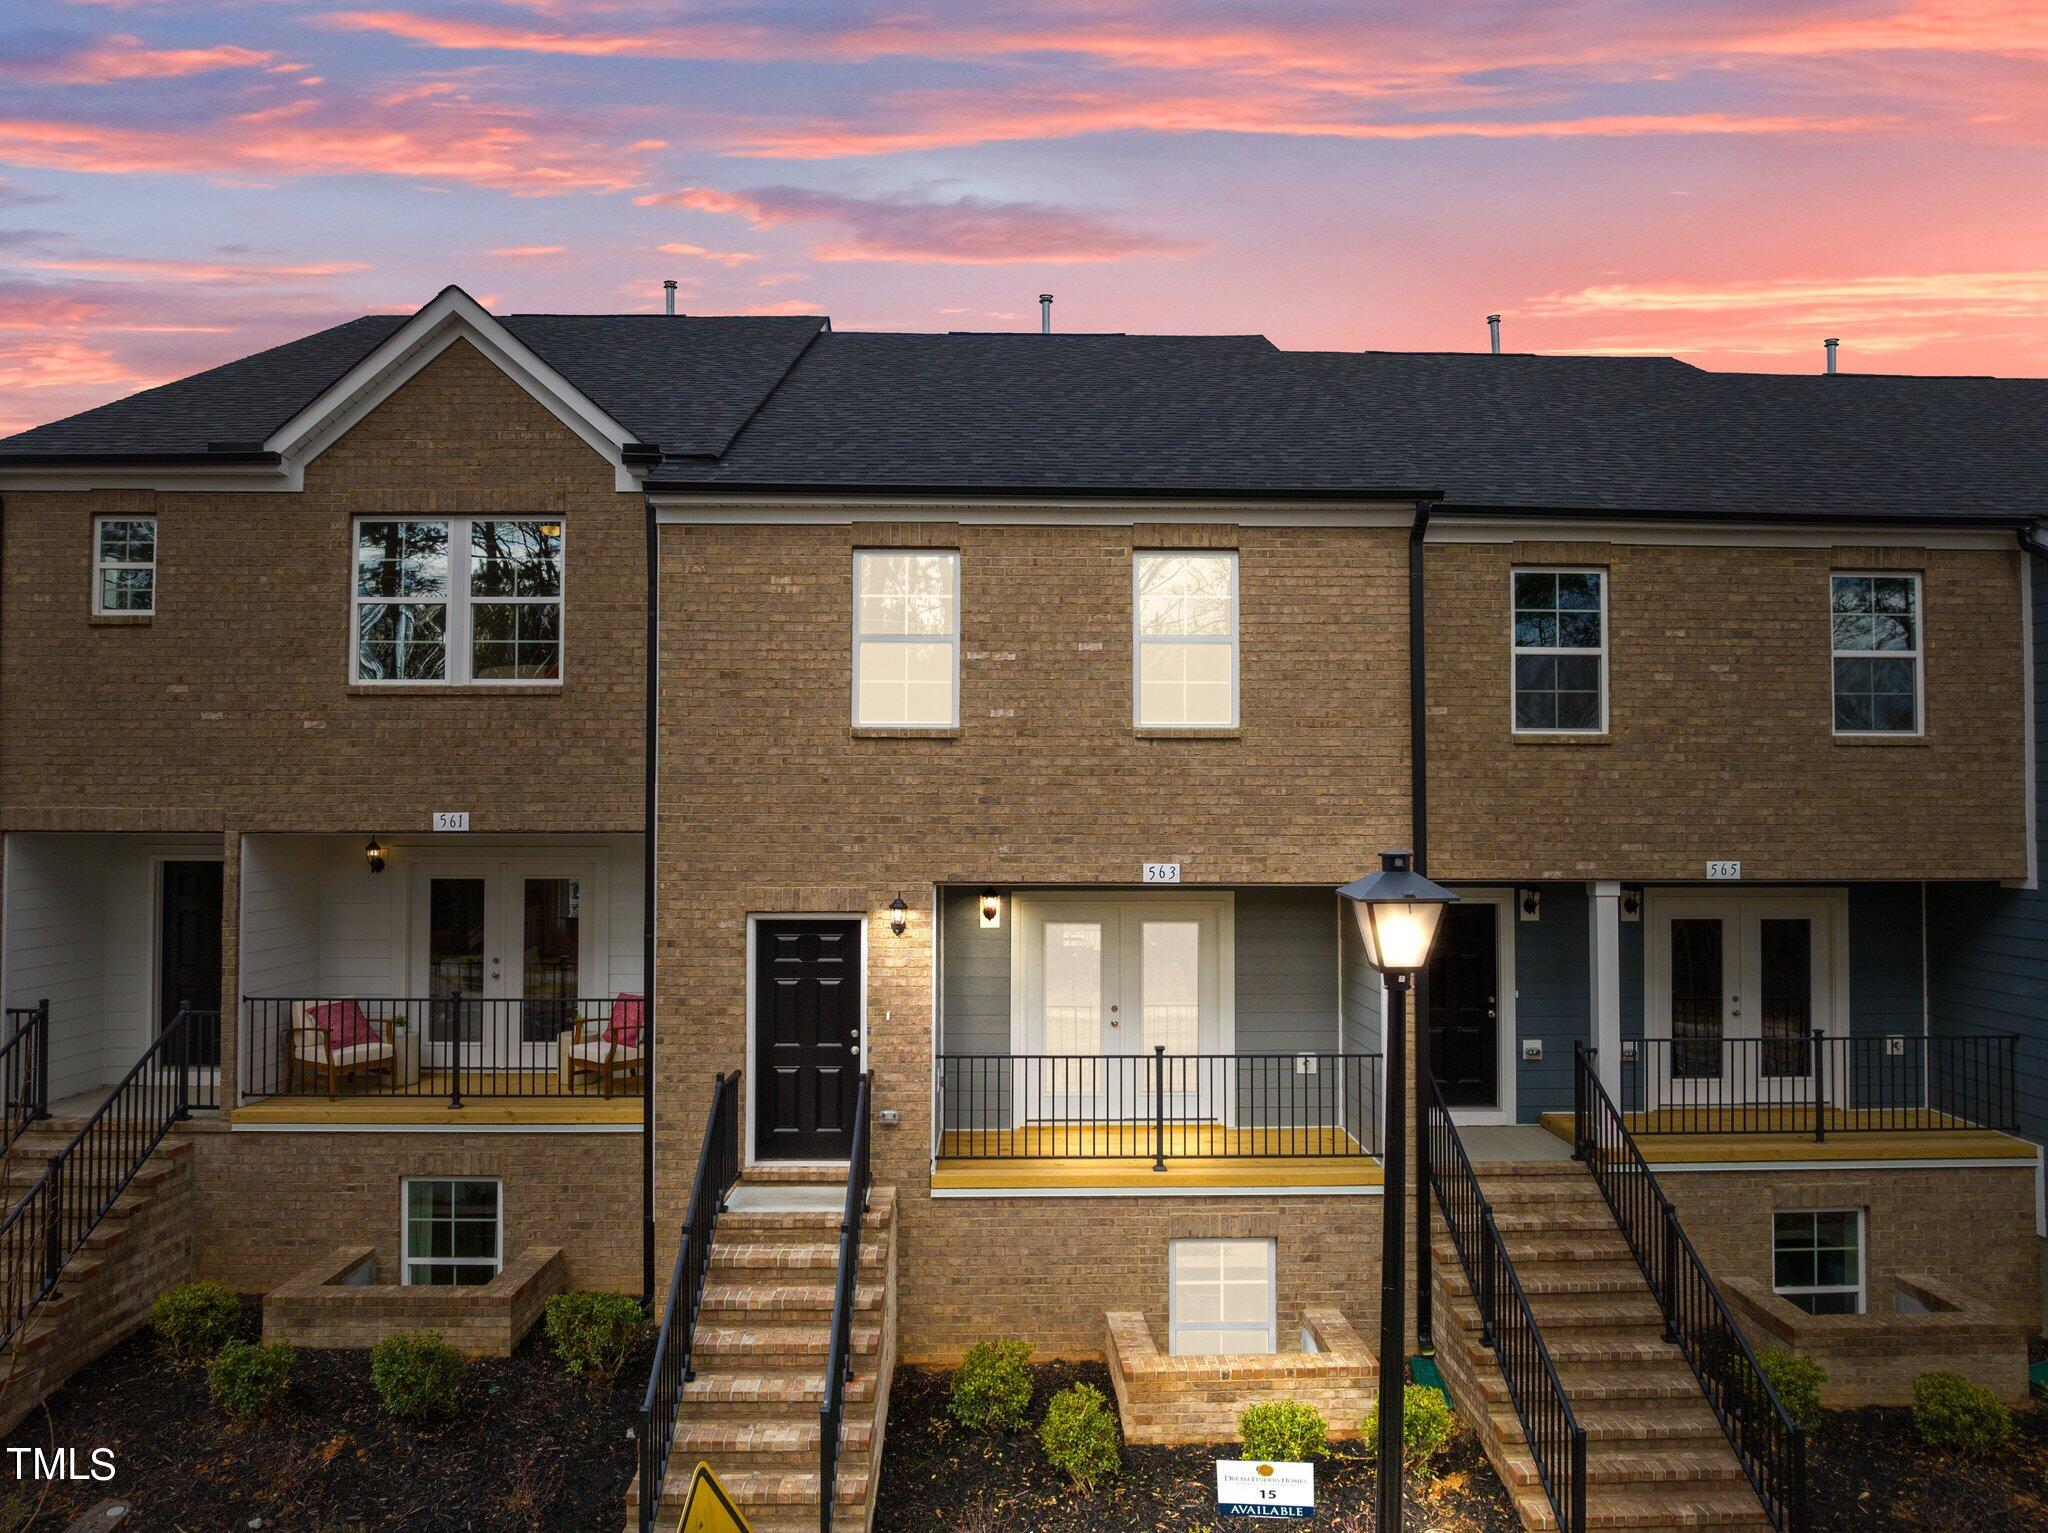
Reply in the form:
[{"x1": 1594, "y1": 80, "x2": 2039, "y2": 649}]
[{"x1": 4, "y1": 0, "x2": 2047, "y2": 435}]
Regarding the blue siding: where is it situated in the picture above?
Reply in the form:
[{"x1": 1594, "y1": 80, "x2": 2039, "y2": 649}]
[
  {"x1": 1847, "y1": 884, "x2": 1923, "y2": 1038},
  {"x1": 1924, "y1": 554, "x2": 2048, "y2": 1143},
  {"x1": 1513, "y1": 884, "x2": 1592, "y2": 1122},
  {"x1": 1620, "y1": 917, "x2": 1644, "y2": 1042}
]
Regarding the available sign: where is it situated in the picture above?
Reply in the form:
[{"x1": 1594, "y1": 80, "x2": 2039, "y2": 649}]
[{"x1": 1216, "y1": 1459, "x2": 1313, "y2": 1519}]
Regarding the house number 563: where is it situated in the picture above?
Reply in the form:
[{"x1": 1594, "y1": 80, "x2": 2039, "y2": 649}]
[{"x1": 1143, "y1": 862, "x2": 1182, "y2": 883}]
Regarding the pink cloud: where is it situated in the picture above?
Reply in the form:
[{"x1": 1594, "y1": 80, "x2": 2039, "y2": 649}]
[
  {"x1": 489, "y1": 244, "x2": 567, "y2": 258},
  {"x1": 0, "y1": 337, "x2": 161, "y2": 392},
  {"x1": 29, "y1": 255, "x2": 371, "y2": 283},
  {"x1": 2, "y1": 35, "x2": 277, "y2": 84},
  {"x1": 637, "y1": 185, "x2": 1199, "y2": 264},
  {"x1": 322, "y1": 10, "x2": 770, "y2": 59},
  {"x1": 657, "y1": 241, "x2": 758, "y2": 267}
]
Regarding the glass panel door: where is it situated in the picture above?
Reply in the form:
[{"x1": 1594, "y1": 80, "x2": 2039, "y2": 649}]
[
  {"x1": 1136, "y1": 919, "x2": 1206, "y2": 1125},
  {"x1": 518, "y1": 876, "x2": 581, "y2": 1058},
  {"x1": 426, "y1": 876, "x2": 489, "y2": 1061},
  {"x1": 1739, "y1": 903, "x2": 1828, "y2": 1104},
  {"x1": 1036, "y1": 918, "x2": 1117, "y2": 1123},
  {"x1": 1669, "y1": 916, "x2": 1727, "y2": 1079}
]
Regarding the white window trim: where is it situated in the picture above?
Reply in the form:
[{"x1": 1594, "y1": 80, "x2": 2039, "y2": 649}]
[
  {"x1": 401, "y1": 1175, "x2": 504, "y2": 1286},
  {"x1": 350, "y1": 516, "x2": 567, "y2": 687},
  {"x1": 1510, "y1": 565, "x2": 1608, "y2": 735},
  {"x1": 1829, "y1": 570, "x2": 1924, "y2": 738},
  {"x1": 1771, "y1": 1207, "x2": 1865, "y2": 1316},
  {"x1": 92, "y1": 514, "x2": 156, "y2": 615},
  {"x1": 1132, "y1": 549, "x2": 1240, "y2": 730},
  {"x1": 851, "y1": 548, "x2": 960, "y2": 729},
  {"x1": 1168, "y1": 1237, "x2": 1277, "y2": 1356}
]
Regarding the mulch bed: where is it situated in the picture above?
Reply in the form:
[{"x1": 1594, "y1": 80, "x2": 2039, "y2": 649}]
[
  {"x1": 1, "y1": 1301, "x2": 651, "y2": 1532},
  {"x1": 1808, "y1": 1396, "x2": 2048, "y2": 1532},
  {"x1": 873, "y1": 1361, "x2": 1519, "y2": 1532}
]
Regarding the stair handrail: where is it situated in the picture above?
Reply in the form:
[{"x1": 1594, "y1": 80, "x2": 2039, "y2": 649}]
[
  {"x1": 1424, "y1": 1070, "x2": 1587, "y2": 1533},
  {"x1": 820, "y1": 1071, "x2": 873, "y2": 1533},
  {"x1": 0, "y1": 1005, "x2": 210, "y2": 1348},
  {"x1": 638, "y1": 1069, "x2": 742, "y2": 1533},
  {"x1": 0, "y1": 1001, "x2": 50, "y2": 1155},
  {"x1": 1572, "y1": 1044, "x2": 1808, "y2": 1533}
]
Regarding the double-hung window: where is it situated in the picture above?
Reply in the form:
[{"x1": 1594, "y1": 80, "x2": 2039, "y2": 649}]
[
  {"x1": 403, "y1": 1177, "x2": 502, "y2": 1286},
  {"x1": 353, "y1": 518, "x2": 563, "y2": 684},
  {"x1": 1169, "y1": 1238, "x2": 1276, "y2": 1356},
  {"x1": 1134, "y1": 551, "x2": 1238, "y2": 728},
  {"x1": 1512, "y1": 568, "x2": 1606, "y2": 732},
  {"x1": 93, "y1": 516, "x2": 156, "y2": 614},
  {"x1": 852, "y1": 549, "x2": 959, "y2": 727},
  {"x1": 1830, "y1": 573, "x2": 1920, "y2": 734},
  {"x1": 1772, "y1": 1209, "x2": 1864, "y2": 1315}
]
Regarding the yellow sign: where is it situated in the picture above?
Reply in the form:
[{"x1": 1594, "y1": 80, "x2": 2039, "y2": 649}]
[{"x1": 675, "y1": 1462, "x2": 753, "y2": 1533}]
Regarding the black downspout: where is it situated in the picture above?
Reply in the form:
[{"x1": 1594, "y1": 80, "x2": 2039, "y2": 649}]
[
  {"x1": 2018, "y1": 524, "x2": 2048, "y2": 563},
  {"x1": 1408, "y1": 498, "x2": 1433, "y2": 1356},
  {"x1": 641, "y1": 493, "x2": 658, "y2": 1309}
]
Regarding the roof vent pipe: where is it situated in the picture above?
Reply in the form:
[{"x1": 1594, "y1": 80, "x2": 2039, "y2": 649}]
[
  {"x1": 1824, "y1": 336, "x2": 1839, "y2": 374},
  {"x1": 1487, "y1": 314, "x2": 1501, "y2": 355},
  {"x1": 1040, "y1": 293, "x2": 1053, "y2": 334},
  {"x1": 663, "y1": 279, "x2": 677, "y2": 316}
]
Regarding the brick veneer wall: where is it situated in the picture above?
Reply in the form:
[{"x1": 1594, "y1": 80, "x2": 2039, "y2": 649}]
[
  {"x1": 188, "y1": 1131, "x2": 639, "y2": 1294},
  {"x1": 1106, "y1": 1305, "x2": 1378, "y2": 1444},
  {"x1": 263, "y1": 1244, "x2": 566, "y2": 1355},
  {"x1": 1424, "y1": 539, "x2": 2028, "y2": 881}
]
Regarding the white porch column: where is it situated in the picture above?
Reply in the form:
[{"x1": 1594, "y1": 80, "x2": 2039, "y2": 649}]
[{"x1": 1589, "y1": 881, "x2": 1622, "y2": 1097}]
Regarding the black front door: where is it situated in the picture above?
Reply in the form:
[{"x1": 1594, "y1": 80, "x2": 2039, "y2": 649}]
[
  {"x1": 159, "y1": 860, "x2": 223, "y2": 1067},
  {"x1": 753, "y1": 918, "x2": 861, "y2": 1160},
  {"x1": 1423, "y1": 902, "x2": 1497, "y2": 1108}
]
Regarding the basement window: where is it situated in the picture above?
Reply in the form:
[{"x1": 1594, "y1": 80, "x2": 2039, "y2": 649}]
[
  {"x1": 353, "y1": 518, "x2": 563, "y2": 685},
  {"x1": 403, "y1": 1178, "x2": 502, "y2": 1286},
  {"x1": 1169, "y1": 1237, "x2": 1276, "y2": 1356},
  {"x1": 93, "y1": 516, "x2": 156, "y2": 614},
  {"x1": 1772, "y1": 1209, "x2": 1864, "y2": 1315}
]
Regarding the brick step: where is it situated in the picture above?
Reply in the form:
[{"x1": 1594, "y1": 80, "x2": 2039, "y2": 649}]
[
  {"x1": 1501, "y1": 1442, "x2": 1748, "y2": 1489},
  {"x1": 1514, "y1": 1485, "x2": 1773, "y2": 1531},
  {"x1": 692, "y1": 1324, "x2": 881, "y2": 1364},
  {"x1": 739, "y1": 1166, "x2": 857, "y2": 1186},
  {"x1": 1443, "y1": 1292, "x2": 1665, "y2": 1337},
  {"x1": 1450, "y1": 1233, "x2": 1633, "y2": 1265},
  {"x1": 711, "y1": 1241, "x2": 886, "y2": 1273},
  {"x1": 658, "y1": 1468, "x2": 868, "y2": 1514},
  {"x1": 1510, "y1": 1268, "x2": 1656, "y2": 1297},
  {"x1": 1466, "y1": 1366, "x2": 1704, "y2": 1407},
  {"x1": 713, "y1": 1206, "x2": 893, "y2": 1244},
  {"x1": 1487, "y1": 1209, "x2": 1620, "y2": 1236},
  {"x1": 1479, "y1": 1181, "x2": 1608, "y2": 1207},
  {"x1": 679, "y1": 1371, "x2": 877, "y2": 1415},
  {"x1": 1468, "y1": 1159, "x2": 1587, "y2": 1177},
  {"x1": 1489, "y1": 1403, "x2": 1724, "y2": 1447},
  {"x1": 699, "y1": 1281, "x2": 883, "y2": 1316},
  {"x1": 669, "y1": 1415, "x2": 875, "y2": 1472}
]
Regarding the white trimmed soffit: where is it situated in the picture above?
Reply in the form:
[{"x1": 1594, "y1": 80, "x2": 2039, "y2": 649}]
[
  {"x1": 1426, "y1": 513, "x2": 2014, "y2": 550},
  {"x1": 651, "y1": 494, "x2": 1419, "y2": 526},
  {"x1": 0, "y1": 286, "x2": 649, "y2": 494}
]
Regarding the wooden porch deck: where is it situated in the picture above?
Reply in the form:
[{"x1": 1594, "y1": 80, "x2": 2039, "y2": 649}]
[
  {"x1": 934, "y1": 1125, "x2": 1382, "y2": 1191},
  {"x1": 232, "y1": 1071, "x2": 642, "y2": 1127},
  {"x1": 1537, "y1": 1108, "x2": 2034, "y2": 1164}
]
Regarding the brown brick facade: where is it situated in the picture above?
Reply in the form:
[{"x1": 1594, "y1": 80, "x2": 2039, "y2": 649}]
[{"x1": 1425, "y1": 539, "x2": 2029, "y2": 881}]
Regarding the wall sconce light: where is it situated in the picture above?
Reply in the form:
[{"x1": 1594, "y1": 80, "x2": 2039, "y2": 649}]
[
  {"x1": 979, "y1": 888, "x2": 1002, "y2": 929},
  {"x1": 1621, "y1": 887, "x2": 1643, "y2": 922},
  {"x1": 365, "y1": 838, "x2": 386, "y2": 875},
  {"x1": 888, "y1": 895, "x2": 909, "y2": 937},
  {"x1": 1518, "y1": 887, "x2": 1541, "y2": 922}
]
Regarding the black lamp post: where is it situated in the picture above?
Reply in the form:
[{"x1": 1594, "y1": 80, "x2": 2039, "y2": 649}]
[{"x1": 1338, "y1": 851, "x2": 1457, "y2": 1533}]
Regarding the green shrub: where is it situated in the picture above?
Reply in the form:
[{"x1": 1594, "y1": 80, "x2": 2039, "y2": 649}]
[
  {"x1": 1237, "y1": 1400, "x2": 1329, "y2": 1462},
  {"x1": 1912, "y1": 1370, "x2": 2012, "y2": 1456},
  {"x1": 544, "y1": 1291, "x2": 644, "y2": 1380},
  {"x1": 1038, "y1": 1382, "x2": 1121, "y2": 1490},
  {"x1": 151, "y1": 1280, "x2": 243, "y2": 1362},
  {"x1": 949, "y1": 1339, "x2": 1033, "y2": 1431},
  {"x1": 208, "y1": 1339, "x2": 294, "y2": 1419},
  {"x1": 370, "y1": 1330, "x2": 467, "y2": 1421},
  {"x1": 1755, "y1": 1350, "x2": 1826, "y2": 1430},
  {"x1": 1363, "y1": 1385, "x2": 1460, "y2": 1479}
]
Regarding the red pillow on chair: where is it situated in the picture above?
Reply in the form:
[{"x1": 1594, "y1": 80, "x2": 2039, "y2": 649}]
[
  {"x1": 307, "y1": 1000, "x2": 377, "y2": 1050},
  {"x1": 605, "y1": 994, "x2": 645, "y2": 1049}
]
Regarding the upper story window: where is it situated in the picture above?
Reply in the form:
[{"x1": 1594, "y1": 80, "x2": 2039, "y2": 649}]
[
  {"x1": 1134, "y1": 551, "x2": 1238, "y2": 729},
  {"x1": 353, "y1": 518, "x2": 563, "y2": 685},
  {"x1": 853, "y1": 549, "x2": 958, "y2": 727},
  {"x1": 1512, "y1": 568, "x2": 1606, "y2": 732},
  {"x1": 93, "y1": 516, "x2": 156, "y2": 614},
  {"x1": 1831, "y1": 573, "x2": 1920, "y2": 734}
]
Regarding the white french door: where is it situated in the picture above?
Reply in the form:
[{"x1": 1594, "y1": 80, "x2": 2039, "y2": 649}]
[
  {"x1": 1648, "y1": 894, "x2": 1841, "y2": 1112},
  {"x1": 1013, "y1": 895, "x2": 1232, "y2": 1125},
  {"x1": 412, "y1": 859, "x2": 595, "y2": 1072}
]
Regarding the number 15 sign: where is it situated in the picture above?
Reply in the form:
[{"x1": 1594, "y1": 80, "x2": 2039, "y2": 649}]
[{"x1": 1216, "y1": 1460, "x2": 1313, "y2": 1519}]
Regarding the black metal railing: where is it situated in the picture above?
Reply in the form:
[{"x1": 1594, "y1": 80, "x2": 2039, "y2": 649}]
[
  {"x1": 637, "y1": 1069, "x2": 742, "y2": 1533},
  {"x1": 1, "y1": 1001, "x2": 50, "y2": 1154},
  {"x1": 1612, "y1": 1032, "x2": 2020, "y2": 1141},
  {"x1": 1424, "y1": 1071, "x2": 1586, "y2": 1533},
  {"x1": 243, "y1": 995, "x2": 647, "y2": 1104},
  {"x1": 1574, "y1": 1045, "x2": 1807, "y2": 1532},
  {"x1": 821, "y1": 1071, "x2": 873, "y2": 1533},
  {"x1": 0, "y1": 1006, "x2": 217, "y2": 1349},
  {"x1": 935, "y1": 1051, "x2": 1381, "y2": 1168}
]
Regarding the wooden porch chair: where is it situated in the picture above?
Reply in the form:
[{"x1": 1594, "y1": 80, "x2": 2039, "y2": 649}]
[{"x1": 288, "y1": 1000, "x2": 398, "y2": 1098}]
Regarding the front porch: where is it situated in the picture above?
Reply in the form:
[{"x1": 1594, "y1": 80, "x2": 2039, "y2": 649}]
[
  {"x1": 930, "y1": 885, "x2": 1384, "y2": 1192},
  {"x1": 236, "y1": 832, "x2": 644, "y2": 1126}
]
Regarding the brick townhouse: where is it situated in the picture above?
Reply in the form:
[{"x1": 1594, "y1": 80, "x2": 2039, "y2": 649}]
[{"x1": 2, "y1": 285, "x2": 2044, "y2": 1533}]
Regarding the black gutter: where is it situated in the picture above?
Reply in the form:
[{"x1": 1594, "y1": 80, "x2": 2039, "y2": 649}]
[
  {"x1": 644, "y1": 481, "x2": 1443, "y2": 502},
  {"x1": 1409, "y1": 501, "x2": 1431, "y2": 874},
  {"x1": 641, "y1": 492, "x2": 659, "y2": 1308},
  {"x1": 0, "y1": 450, "x2": 283, "y2": 468},
  {"x1": 2018, "y1": 524, "x2": 2048, "y2": 561},
  {"x1": 1433, "y1": 501, "x2": 2045, "y2": 530}
]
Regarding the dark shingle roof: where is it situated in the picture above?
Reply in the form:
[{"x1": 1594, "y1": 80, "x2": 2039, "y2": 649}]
[{"x1": 6, "y1": 303, "x2": 2047, "y2": 523}]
